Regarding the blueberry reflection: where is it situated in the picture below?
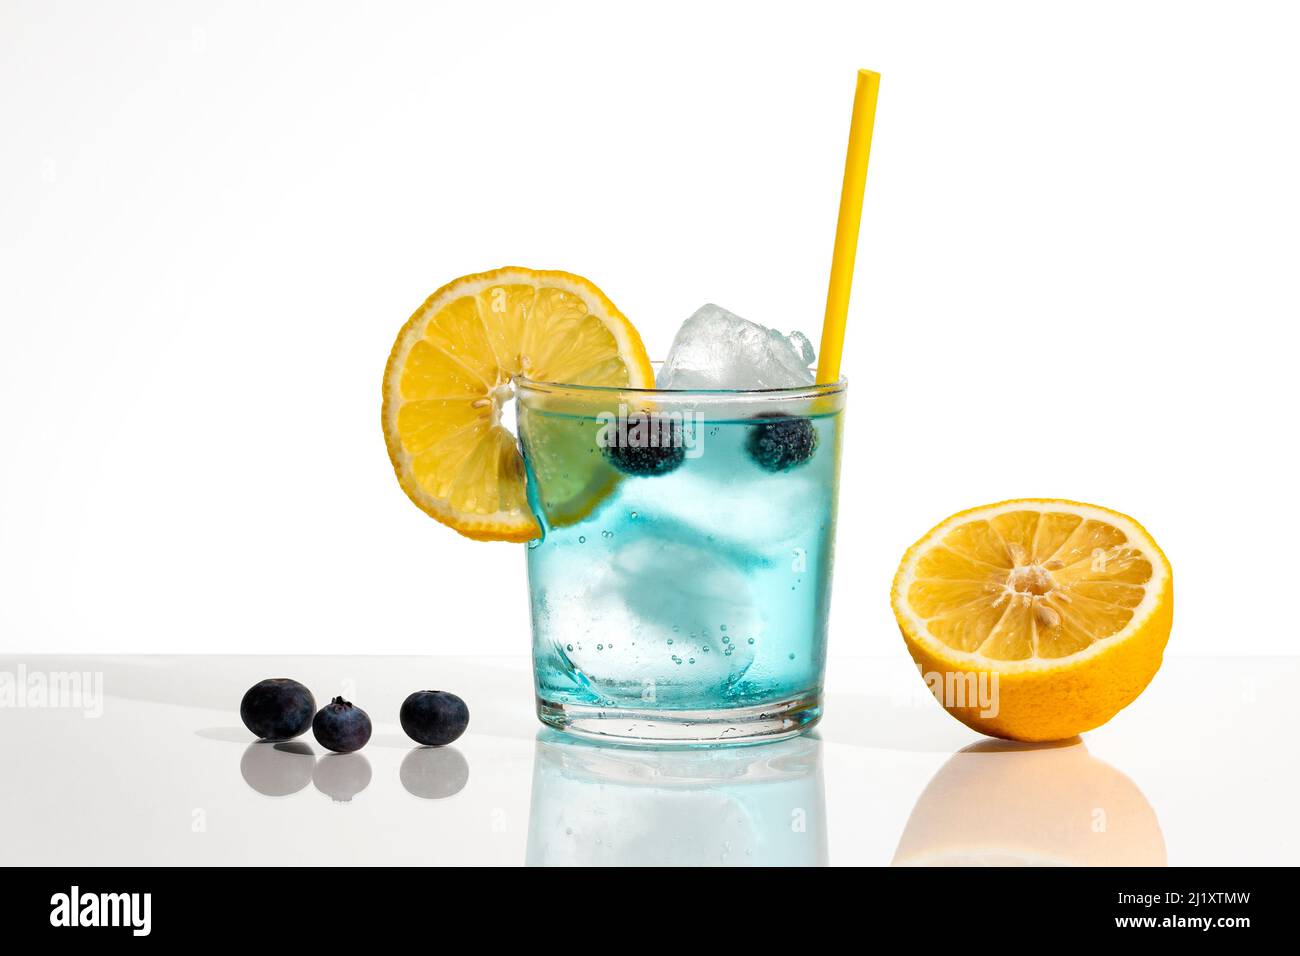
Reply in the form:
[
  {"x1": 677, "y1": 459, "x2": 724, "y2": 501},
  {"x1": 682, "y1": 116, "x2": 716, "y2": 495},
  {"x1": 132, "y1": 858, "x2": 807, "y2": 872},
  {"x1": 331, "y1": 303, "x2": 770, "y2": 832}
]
[
  {"x1": 240, "y1": 740, "x2": 315, "y2": 797},
  {"x1": 893, "y1": 738, "x2": 1166, "y2": 866},
  {"x1": 526, "y1": 731, "x2": 828, "y2": 866},
  {"x1": 400, "y1": 746, "x2": 469, "y2": 799},
  {"x1": 313, "y1": 753, "x2": 372, "y2": 802}
]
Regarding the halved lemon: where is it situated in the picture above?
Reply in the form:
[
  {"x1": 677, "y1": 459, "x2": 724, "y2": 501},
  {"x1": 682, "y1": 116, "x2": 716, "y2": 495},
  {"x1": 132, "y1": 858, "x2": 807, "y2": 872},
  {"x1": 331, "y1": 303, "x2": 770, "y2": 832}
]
[
  {"x1": 382, "y1": 268, "x2": 654, "y2": 542},
  {"x1": 891, "y1": 499, "x2": 1173, "y2": 741}
]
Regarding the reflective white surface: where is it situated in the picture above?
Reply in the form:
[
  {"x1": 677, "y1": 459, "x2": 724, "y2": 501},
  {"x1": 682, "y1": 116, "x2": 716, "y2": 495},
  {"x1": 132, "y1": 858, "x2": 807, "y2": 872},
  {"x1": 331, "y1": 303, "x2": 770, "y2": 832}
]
[{"x1": 1, "y1": 655, "x2": 1295, "y2": 865}]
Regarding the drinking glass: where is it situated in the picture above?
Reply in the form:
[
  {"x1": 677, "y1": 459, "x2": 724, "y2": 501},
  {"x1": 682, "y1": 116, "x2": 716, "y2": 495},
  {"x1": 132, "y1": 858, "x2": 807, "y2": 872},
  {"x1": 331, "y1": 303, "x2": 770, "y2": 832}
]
[{"x1": 517, "y1": 373, "x2": 846, "y2": 743}]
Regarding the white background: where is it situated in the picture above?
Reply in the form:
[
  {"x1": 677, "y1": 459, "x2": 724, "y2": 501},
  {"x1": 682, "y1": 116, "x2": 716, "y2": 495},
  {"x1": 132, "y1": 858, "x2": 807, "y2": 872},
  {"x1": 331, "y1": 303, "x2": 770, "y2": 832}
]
[{"x1": 2, "y1": 0, "x2": 1297, "y2": 656}]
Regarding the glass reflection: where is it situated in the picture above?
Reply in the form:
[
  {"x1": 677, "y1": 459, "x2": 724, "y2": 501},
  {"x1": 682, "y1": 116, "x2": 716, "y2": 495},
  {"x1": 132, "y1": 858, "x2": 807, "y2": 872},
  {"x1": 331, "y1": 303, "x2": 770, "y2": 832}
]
[{"x1": 526, "y1": 731, "x2": 827, "y2": 866}]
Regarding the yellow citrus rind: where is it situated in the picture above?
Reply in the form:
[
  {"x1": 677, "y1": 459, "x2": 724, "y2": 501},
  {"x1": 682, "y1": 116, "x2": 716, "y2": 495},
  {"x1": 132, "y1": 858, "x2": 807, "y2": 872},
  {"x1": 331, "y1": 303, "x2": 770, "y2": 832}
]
[
  {"x1": 382, "y1": 267, "x2": 653, "y2": 542},
  {"x1": 891, "y1": 498, "x2": 1174, "y2": 741}
]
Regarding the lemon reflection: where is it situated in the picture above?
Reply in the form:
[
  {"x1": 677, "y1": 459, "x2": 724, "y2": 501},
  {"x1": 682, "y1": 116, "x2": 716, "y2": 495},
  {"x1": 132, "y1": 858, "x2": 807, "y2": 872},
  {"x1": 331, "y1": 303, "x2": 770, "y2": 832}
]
[
  {"x1": 526, "y1": 731, "x2": 828, "y2": 866},
  {"x1": 894, "y1": 738, "x2": 1166, "y2": 866}
]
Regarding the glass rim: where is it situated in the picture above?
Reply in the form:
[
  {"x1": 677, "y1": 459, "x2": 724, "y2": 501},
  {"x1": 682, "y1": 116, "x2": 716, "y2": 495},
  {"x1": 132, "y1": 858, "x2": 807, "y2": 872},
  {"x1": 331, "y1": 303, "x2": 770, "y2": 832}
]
[{"x1": 516, "y1": 366, "x2": 847, "y2": 401}]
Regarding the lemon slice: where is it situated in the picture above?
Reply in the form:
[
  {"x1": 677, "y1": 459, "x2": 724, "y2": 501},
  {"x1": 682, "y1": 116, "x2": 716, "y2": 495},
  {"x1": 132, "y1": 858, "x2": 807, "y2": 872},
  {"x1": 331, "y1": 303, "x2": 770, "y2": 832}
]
[
  {"x1": 891, "y1": 499, "x2": 1173, "y2": 741},
  {"x1": 382, "y1": 268, "x2": 653, "y2": 541},
  {"x1": 516, "y1": 406, "x2": 623, "y2": 529}
]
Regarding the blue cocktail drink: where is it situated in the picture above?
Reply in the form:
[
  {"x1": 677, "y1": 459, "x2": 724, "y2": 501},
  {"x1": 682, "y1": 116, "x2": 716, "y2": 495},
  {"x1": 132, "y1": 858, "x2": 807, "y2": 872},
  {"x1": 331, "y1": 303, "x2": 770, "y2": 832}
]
[{"x1": 518, "y1": 374, "x2": 845, "y2": 743}]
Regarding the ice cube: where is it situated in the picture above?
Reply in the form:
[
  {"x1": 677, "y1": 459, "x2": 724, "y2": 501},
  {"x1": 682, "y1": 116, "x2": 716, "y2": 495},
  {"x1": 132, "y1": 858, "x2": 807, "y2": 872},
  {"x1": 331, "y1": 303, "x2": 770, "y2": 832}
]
[
  {"x1": 657, "y1": 304, "x2": 816, "y2": 390},
  {"x1": 606, "y1": 535, "x2": 761, "y2": 641},
  {"x1": 561, "y1": 530, "x2": 759, "y2": 700},
  {"x1": 619, "y1": 467, "x2": 821, "y2": 550}
]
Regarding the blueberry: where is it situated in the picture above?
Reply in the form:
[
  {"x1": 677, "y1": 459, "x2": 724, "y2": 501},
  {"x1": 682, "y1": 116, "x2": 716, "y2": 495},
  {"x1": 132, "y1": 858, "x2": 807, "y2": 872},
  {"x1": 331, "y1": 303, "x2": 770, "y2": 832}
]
[
  {"x1": 600, "y1": 415, "x2": 686, "y2": 477},
  {"x1": 746, "y1": 414, "x2": 818, "y2": 472},
  {"x1": 400, "y1": 690, "x2": 470, "y2": 747},
  {"x1": 240, "y1": 678, "x2": 315, "y2": 741},
  {"x1": 312, "y1": 697, "x2": 372, "y2": 753}
]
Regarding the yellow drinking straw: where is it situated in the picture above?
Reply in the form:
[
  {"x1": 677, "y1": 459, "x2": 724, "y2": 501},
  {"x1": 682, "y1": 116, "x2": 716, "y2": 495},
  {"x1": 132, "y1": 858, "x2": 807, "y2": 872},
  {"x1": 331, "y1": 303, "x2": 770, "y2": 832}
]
[{"x1": 816, "y1": 69, "x2": 880, "y2": 385}]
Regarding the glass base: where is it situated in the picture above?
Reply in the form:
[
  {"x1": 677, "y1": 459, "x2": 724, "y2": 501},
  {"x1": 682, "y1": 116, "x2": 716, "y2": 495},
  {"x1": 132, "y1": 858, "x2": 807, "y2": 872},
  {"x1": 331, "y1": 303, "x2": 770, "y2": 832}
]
[{"x1": 536, "y1": 692, "x2": 822, "y2": 745}]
